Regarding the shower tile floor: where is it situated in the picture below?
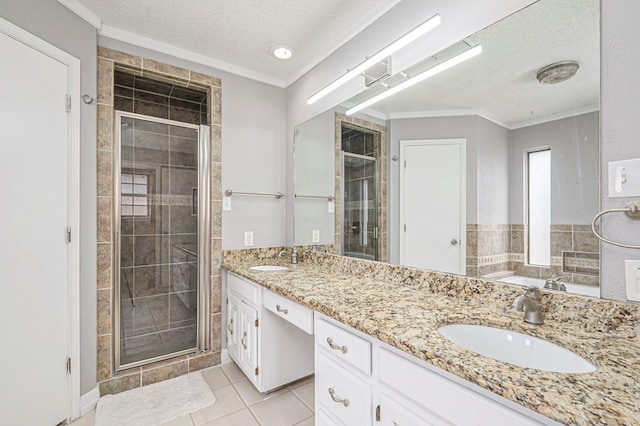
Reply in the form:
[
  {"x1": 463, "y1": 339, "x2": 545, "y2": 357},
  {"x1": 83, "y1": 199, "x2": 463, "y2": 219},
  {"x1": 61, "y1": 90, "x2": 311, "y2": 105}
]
[
  {"x1": 71, "y1": 362, "x2": 315, "y2": 425},
  {"x1": 121, "y1": 294, "x2": 198, "y2": 365}
]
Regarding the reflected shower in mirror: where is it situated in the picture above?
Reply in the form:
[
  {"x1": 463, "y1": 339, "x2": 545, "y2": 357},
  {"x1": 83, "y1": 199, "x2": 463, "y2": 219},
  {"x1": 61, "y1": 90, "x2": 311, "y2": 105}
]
[{"x1": 293, "y1": 0, "x2": 600, "y2": 297}]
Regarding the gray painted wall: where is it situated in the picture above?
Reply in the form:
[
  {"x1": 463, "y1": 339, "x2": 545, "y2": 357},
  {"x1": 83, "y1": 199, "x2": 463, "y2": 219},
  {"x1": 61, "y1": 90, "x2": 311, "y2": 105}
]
[
  {"x1": 477, "y1": 118, "x2": 510, "y2": 224},
  {"x1": 0, "y1": 0, "x2": 98, "y2": 395},
  {"x1": 600, "y1": 0, "x2": 640, "y2": 301},
  {"x1": 509, "y1": 112, "x2": 600, "y2": 225},
  {"x1": 98, "y1": 38, "x2": 288, "y2": 251},
  {"x1": 294, "y1": 109, "x2": 334, "y2": 245}
]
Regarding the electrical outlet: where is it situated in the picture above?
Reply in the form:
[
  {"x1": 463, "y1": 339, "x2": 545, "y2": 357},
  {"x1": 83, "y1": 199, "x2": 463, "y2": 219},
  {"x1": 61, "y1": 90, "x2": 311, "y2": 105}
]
[
  {"x1": 625, "y1": 259, "x2": 640, "y2": 302},
  {"x1": 328, "y1": 200, "x2": 335, "y2": 213},
  {"x1": 244, "y1": 231, "x2": 254, "y2": 247},
  {"x1": 312, "y1": 229, "x2": 320, "y2": 243},
  {"x1": 223, "y1": 196, "x2": 232, "y2": 211}
]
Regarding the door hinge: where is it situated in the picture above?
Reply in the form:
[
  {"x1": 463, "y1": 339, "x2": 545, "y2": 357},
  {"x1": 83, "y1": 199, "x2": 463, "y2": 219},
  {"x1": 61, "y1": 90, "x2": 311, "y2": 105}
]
[
  {"x1": 66, "y1": 226, "x2": 72, "y2": 243},
  {"x1": 404, "y1": 160, "x2": 406, "y2": 169},
  {"x1": 255, "y1": 366, "x2": 259, "y2": 376},
  {"x1": 375, "y1": 404, "x2": 381, "y2": 422},
  {"x1": 66, "y1": 357, "x2": 71, "y2": 375},
  {"x1": 255, "y1": 319, "x2": 259, "y2": 327},
  {"x1": 66, "y1": 95, "x2": 71, "y2": 113},
  {"x1": 404, "y1": 224, "x2": 406, "y2": 232}
]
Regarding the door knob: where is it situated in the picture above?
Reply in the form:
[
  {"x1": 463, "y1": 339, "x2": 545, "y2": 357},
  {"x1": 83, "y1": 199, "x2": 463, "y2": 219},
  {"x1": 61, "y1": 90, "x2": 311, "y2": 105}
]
[{"x1": 450, "y1": 239, "x2": 459, "y2": 246}]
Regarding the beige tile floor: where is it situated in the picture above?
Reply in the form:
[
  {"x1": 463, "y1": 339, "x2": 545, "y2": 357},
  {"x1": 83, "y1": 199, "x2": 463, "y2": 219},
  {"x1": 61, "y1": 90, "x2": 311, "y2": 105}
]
[{"x1": 72, "y1": 362, "x2": 315, "y2": 426}]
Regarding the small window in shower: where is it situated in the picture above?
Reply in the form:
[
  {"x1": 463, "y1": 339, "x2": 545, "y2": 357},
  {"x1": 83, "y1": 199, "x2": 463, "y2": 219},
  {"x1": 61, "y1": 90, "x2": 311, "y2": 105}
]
[
  {"x1": 121, "y1": 173, "x2": 149, "y2": 217},
  {"x1": 526, "y1": 148, "x2": 551, "y2": 266}
]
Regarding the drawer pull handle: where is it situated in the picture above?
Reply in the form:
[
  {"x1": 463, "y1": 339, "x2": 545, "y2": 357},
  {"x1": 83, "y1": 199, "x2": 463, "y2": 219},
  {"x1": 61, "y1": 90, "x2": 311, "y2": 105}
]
[
  {"x1": 326, "y1": 337, "x2": 348, "y2": 353},
  {"x1": 241, "y1": 332, "x2": 247, "y2": 349},
  {"x1": 276, "y1": 304, "x2": 289, "y2": 314},
  {"x1": 328, "y1": 388, "x2": 349, "y2": 407},
  {"x1": 227, "y1": 318, "x2": 233, "y2": 335}
]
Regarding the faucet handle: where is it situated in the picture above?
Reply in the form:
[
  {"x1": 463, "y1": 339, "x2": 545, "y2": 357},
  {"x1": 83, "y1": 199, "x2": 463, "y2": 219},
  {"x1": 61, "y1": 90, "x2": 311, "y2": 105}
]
[
  {"x1": 549, "y1": 275, "x2": 564, "y2": 282},
  {"x1": 524, "y1": 286, "x2": 542, "y2": 301}
]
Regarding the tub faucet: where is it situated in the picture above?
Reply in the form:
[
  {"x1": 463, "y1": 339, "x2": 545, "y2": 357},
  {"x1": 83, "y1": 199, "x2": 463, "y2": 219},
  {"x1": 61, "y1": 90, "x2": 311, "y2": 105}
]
[
  {"x1": 276, "y1": 247, "x2": 297, "y2": 264},
  {"x1": 543, "y1": 275, "x2": 566, "y2": 291},
  {"x1": 512, "y1": 286, "x2": 544, "y2": 325}
]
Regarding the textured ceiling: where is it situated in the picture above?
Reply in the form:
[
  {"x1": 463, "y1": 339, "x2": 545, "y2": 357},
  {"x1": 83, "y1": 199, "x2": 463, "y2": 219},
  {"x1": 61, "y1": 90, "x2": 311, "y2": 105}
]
[
  {"x1": 353, "y1": 0, "x2": 600, "y2": 128},
  {"x1": 76, "y1": 0, "x2": 400, "y2": 85}
]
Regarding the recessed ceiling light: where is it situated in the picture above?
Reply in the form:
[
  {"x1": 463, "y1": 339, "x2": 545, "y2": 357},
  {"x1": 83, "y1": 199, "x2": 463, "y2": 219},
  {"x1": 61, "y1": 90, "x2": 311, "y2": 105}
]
[{"x1": 270, "y1": 45, "x2": 295, "y2": 60}]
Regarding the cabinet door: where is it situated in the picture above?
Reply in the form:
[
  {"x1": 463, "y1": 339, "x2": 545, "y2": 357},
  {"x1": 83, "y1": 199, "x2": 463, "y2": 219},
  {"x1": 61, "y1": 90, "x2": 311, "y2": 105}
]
[
  {"x1": 239, "y1": 301, "x2": 259, "y2": 378},
  {"x1": 226, "y1": 294, "x2": 240, "y2": 358},
  {"x1": 380, "y1": 393, "x2": 450, "y2": 426}
]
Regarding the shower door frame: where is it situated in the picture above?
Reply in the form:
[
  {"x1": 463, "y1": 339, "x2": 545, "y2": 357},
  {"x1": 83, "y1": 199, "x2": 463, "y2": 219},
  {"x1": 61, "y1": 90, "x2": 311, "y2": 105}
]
[
  {"x1": 113, "y1": 111, "x2": 211, "y2": 371},
  {"x1": 341, "y1": 151, "x2": 379, "y2": 261}
]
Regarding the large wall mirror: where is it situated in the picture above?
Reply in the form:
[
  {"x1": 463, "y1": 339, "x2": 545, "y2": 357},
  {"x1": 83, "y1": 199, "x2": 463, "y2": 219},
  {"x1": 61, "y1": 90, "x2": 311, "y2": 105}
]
[{"x1": 294, "y1": 0, "x2": 600, "y2": 297}]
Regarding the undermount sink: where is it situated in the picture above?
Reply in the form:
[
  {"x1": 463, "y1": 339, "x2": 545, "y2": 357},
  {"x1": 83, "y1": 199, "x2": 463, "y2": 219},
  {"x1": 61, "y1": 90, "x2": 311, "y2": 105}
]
[
  {"x1": 249, "y1": 265, "x2": 289, "y2": 271},
  {"x1": 437, "y1": 324, "x2": 596, "y2": 373}
]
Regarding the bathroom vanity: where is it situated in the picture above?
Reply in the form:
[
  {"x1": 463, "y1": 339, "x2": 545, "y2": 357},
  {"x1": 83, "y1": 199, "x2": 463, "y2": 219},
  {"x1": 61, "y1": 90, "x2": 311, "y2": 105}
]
[{"x1": 222, "y1": 249, "x2": 640, "y2": 425}]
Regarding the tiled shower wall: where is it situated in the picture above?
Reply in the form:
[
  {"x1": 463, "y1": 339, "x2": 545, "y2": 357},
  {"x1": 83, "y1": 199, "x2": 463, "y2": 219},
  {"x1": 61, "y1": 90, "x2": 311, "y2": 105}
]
[
  {"x1": 96, "y1": 47, "x2": 223, "y2": 395},
  {"x1": 334, "y1": 113, "x2": 387, "y2": 262},
  {"x1": 466, "y1": 224, "x2": 599, "y2": 285}
]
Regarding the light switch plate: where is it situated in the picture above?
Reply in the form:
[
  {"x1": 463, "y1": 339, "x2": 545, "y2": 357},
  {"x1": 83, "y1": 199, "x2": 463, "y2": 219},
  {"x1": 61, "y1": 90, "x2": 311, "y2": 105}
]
[
  {"x1": 328, "y1": 200, "x2": 335, "y2": 213},
  {"x1": 624, "y1": 259, "x2": 640, "y2": 302},
  {"x1": 223, "y1": 196, "x2": 232, "y2": 211},
  {"x1": 312, "y1": 229, "x2": 320, "y2": 243},
  {"x1": 608, "y1": 158, "x2": 640, "y2": 198},
  {"x1": 244, "y1": 231, "x2": 254, "y2": 247}
]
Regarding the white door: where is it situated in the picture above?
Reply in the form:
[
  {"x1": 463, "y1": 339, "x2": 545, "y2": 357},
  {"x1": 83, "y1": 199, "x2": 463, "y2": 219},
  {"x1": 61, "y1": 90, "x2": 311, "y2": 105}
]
[
  {"x1": 0, "y1": 21, "x2": 79, "y2": 424},
  {"x1": 400, "y1": 139, "x2": 466, "y2": 274}
]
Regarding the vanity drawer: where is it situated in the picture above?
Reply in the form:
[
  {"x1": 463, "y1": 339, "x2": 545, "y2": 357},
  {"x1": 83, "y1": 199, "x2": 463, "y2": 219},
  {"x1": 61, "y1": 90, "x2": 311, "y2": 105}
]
[
  {"x1": 227, "y1": 273, "x2": 259, "y2": 306},
  {"x1": 263, "y1": 289, "x2": 314, "y2": 334},
  {"x1": 317, "y1": 351, "x2": 372, "y2": 425},
  {"x1": 315, "y1": 318, "x2": 371, "y2": 375}
]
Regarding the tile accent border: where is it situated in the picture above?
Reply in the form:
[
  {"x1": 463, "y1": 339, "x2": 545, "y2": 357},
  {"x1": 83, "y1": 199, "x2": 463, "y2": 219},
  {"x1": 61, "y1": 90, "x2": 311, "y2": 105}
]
[{"x1": 96, "y1": 47, "x2": 222, "y2": 395}]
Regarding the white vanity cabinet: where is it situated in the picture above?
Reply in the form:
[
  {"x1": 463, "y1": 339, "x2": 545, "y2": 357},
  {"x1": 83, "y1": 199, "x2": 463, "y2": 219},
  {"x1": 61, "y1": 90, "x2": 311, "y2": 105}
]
[
  {"x1": 225, "y1": 272, "x2": 314, "y2": 393},
  {"x1": 314, "y1": 313, "x2": 552, "y2": 426}
]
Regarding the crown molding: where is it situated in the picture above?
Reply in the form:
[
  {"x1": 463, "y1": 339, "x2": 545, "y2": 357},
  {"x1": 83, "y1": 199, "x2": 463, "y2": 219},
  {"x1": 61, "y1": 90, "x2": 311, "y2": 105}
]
[
  {"x1": 99, "y1": 25, "x2": 287, "y2": 88},
  {"x1": 56, "y1": 0, "x2": 101, "y2": 29},
  {"x1": 509, "y1": 105, "x2": 600, "y2": 130}
]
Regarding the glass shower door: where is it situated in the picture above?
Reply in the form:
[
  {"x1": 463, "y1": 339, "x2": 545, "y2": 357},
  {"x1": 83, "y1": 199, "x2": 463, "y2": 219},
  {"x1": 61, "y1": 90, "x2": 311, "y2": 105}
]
[
  {"x1": 342, "y1": 153, "x2": 378, "y2": 260},
  {"x1": 115, "y1": 112, "x2": 209, "y2": 369}
]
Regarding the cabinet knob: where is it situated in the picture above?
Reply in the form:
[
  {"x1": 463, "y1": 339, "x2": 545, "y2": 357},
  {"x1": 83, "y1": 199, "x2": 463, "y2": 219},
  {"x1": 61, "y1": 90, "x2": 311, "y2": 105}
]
[
  {"x1": 326, "y1": 337, "x2": 348, "y2": 353},
  {"x1": 328, "y1": 388, "x2": 349, "y2": 407},
  {"x1": 276, "y1": 304, "x2": 289, "y2": 314}
]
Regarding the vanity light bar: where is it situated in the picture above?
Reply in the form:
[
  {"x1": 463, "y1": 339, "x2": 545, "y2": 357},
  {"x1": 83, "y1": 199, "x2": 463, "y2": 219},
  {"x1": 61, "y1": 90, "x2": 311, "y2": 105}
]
[
  {"x1": 306, "y1": 14, "x2": 441, "y2": 105},
  {"x1": 346, "y1": 44, "x2": 482, "y2": 116}
]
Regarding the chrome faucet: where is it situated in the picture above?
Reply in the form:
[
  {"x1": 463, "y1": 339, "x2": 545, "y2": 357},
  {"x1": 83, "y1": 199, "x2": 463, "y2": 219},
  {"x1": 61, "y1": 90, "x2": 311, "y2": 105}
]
[
  {"x1": 543, "y1": 275, "x2": 566, "y2": 291},
  {"x1": 276, "y1": 247, "x2": 298, "y2": 264},
  {"x1": 512, "y1": 286, "x2": 544, "y2": 325}
]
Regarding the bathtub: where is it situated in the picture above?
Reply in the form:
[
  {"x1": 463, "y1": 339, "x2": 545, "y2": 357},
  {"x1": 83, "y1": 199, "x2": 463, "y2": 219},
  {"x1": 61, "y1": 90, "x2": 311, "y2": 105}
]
[{"x1": 498, "y1": 275, "x2": 600, "y2": 298}]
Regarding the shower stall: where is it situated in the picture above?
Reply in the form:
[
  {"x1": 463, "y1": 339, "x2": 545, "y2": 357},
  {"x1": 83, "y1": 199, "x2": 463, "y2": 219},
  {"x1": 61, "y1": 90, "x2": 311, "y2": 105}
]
[
  {"x1": 342, "y1": 152, "x2": 379, "y2": 260},
  {"x1": 114, "y1": 111, "x2": 210, "y2": 370}
]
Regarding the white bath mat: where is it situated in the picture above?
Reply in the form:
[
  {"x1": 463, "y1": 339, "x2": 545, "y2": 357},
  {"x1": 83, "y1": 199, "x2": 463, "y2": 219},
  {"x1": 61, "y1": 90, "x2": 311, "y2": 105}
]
[{"x1": 95, "y1": 372, "x2": 215, "y2": 426}]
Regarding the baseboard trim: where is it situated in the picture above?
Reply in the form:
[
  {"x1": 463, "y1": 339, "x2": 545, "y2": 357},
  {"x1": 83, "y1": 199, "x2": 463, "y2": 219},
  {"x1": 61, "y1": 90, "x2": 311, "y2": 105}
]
[
  {"x1": 79, "y1": 385, "x2": 100, "y2": 416},
  {"x1": 221, "y1": 349, "x2": 231, "y2": 364}
]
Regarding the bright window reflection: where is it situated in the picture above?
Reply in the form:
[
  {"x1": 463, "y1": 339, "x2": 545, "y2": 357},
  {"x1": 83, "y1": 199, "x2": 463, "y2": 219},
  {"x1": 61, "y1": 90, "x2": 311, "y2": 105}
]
[{"x1": 527, "y1": 149, "x2": 550, "y2": 266}]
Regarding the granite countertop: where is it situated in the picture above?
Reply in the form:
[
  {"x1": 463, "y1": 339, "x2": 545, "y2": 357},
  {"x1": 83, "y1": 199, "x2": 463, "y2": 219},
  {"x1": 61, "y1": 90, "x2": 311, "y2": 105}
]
[{"x1": 222, "y1": 253, "x2": 640, "y2": 426}]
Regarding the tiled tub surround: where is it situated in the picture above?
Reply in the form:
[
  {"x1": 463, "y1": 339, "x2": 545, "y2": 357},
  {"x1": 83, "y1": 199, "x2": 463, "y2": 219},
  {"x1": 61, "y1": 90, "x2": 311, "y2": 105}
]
[
  {"x1": 467, "y1": 223, "x2": 600, "y2": 286},
  {"x1": 223, "y1": 248, "x2": 640, "y2": 425},
  {"x1": 97, "y1": 47, "x2": 223, "y2": 395}
]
